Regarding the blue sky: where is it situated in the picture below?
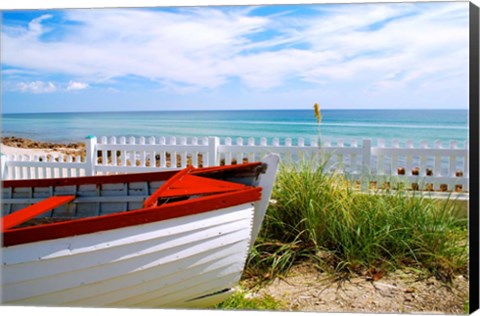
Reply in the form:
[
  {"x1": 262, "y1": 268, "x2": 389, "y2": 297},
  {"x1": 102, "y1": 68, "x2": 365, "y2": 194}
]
[{"x1": 1, "y1": 2, "x2": 470, "y2": 113}]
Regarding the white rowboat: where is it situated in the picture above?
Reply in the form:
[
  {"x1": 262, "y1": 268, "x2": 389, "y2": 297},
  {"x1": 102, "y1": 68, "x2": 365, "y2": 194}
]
[{"x1": 1, "y1": 154, "x2": 279, "y2": 308}]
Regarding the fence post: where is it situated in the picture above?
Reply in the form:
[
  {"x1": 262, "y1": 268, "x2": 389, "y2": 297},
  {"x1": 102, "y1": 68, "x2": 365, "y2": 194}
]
[
  {"x1": 85, "y1": 135, "x2": 97, "y2": 176},
  {"x1": 208, "y1": 136, "x2": 220, "y2": 167},
  {"x1": 361, "y1": 139, "x2": 372, "y2": 191},
  {"x1": 1, "y1": 153, "x2": 7, "y2": 180}
]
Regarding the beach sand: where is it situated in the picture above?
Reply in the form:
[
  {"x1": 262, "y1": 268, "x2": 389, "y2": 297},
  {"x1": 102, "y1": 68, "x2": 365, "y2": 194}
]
[
  {"x1": 1, "y1": 144, "x2": 64, "y2": 157},
  {"x1": 256, "y1": 263, "x2": 468, "y2": 314}
]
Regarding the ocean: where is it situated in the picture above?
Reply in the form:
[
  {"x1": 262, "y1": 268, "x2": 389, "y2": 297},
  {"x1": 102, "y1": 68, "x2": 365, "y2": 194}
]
[{"x1": 1, "y1": 109, "x2": 469, "y2": 148}]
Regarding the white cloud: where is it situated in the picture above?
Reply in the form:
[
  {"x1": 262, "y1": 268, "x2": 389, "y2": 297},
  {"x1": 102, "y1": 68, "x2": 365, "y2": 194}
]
[
  {"x1": 1, "y1": 3, "x2": 469, "y2": 99},
  {"x1": 1, "y1": 8, "x2": 269, "y2": 89},
  {"x1": 27, "y1": 14, "x2": 53, "y2": 38},
  {"x1": 67, "y1": 81, "x2": 89, "y2": 91},
  {"x1": 17, "y1": 81, "x2": 57, "y2": 93}
]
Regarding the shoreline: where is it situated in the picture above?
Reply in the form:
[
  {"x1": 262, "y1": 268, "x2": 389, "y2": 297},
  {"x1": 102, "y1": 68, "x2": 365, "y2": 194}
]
[{"x1": 1, "y1": 136, "x2": 85, "y2": 157}]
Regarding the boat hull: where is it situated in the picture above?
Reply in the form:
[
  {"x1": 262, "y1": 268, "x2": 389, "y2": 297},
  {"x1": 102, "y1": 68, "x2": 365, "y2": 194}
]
[{"x1": 2, "y1": 203, "x2": 255, "y2": 308}]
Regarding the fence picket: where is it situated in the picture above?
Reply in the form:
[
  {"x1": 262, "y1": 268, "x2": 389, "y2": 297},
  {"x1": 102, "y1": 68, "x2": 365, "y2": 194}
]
[
  {"x1": 48, "y1": 155, "x2": 55, "y2": 178},
  {"x1": 159, "y1": 136, "x2": 166, "y2": 168},
  {"x1": 433, "y1": 140, "x2": 442, "y2": 176},
  {"x1": 248, "y1": 138, "x2": 255, "y2": 162},
  {"x1": 148, "y1": 136, "x2": 156, "y2": 168},
  {"x1": 224, "y1": 137, "x2": 233, "y2": 165},
  {"x1": 120, "y1": 136, "x2": 127, "y2": 167},
  {"x1": 361, "y1": 139, "x2": 371, "y2": 191},
  {"x1": 260, "y1": 137, "x2": 267, "y2": 146},
  {"x1": 377, "y1": 139, "x2": 385, "y2": 176},
  {"x1": 298, "y1": 138, "x2": 305, "y2": 147},
  {"x1": 139, "y1": 137, "x2": 147, "y2": 167},
  {"x1": 179, "y1": 137, "x2": 187, "y2": 168},
  {"x1": 100, "y1": 136, "x2": 107, "y2": 170},
  {"x1": 419, "y1": 141, "x2": 428, "y2": 177},
  {"x1": 405, "y1": 140, "x2": 414, "y2": 178},
  {"x1": 192, "y1": 137, "x2": 199, "y2": 167},
  {"x1": 350, "y1": 140, "x2": 358, "y2": 174},
  {"x1": 170, "y1": 136, "x2": 177, "y2": 168},
  {"x1": 336, "y1": 139, "x2": 345, "y2": 173},
  {"x1": 449, "y1": 141, "x2": 457, "y2": 178},
  {"x1": 33, "y1": 155, "x2": 39, "y2": 179},
  {"x1": 66, "y1": 155, "x2": 73, "y2": 177},
  {"x1": 236, "y1": 137, "x2": 244, "y2": 164},
  {"x1": 27, "y1": 155, "x2": 34, "y2": 179},
  {"x1": 10, "y1": 155, "x2": 17, "y2": 179}
]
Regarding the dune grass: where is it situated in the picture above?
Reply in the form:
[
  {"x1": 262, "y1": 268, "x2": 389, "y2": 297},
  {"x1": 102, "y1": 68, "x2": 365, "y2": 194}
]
[
  {"x1": 215, "y1": 289, "x2": 287, "y2": 310},
  {"x1": 245, "y1": 156, "x2": 468, "y2": 283}
]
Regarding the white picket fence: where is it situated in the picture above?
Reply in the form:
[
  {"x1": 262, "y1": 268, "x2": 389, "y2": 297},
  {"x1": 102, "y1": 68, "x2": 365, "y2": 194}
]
[{"x1": 0, "y1": 135, "x2": 470, "y2": 192}]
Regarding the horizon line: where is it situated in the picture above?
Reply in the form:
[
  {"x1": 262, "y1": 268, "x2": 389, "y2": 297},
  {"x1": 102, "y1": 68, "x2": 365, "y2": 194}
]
[{"x1": 2, "y1": 108, "x2": 469, "y2": 115}]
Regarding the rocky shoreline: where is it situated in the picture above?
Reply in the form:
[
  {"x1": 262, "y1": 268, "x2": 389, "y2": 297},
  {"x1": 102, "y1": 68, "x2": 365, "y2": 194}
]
[
  {"x1": 1, "y1": 136, "x2": 86, "y2": 157},
  {"x1": 1, "y1": 136, "x2": 85, "y2": 151}
]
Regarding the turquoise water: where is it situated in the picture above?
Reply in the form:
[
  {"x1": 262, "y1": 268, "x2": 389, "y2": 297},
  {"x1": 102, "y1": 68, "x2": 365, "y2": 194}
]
[{"x1": 1, "y1": 109, "x2": 469, "y2": 147}]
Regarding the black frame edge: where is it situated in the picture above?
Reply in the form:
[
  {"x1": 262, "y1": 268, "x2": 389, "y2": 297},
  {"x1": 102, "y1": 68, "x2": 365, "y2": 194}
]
[{"x1": 469, "y1": 1, "x2": 480, "y2": 314}]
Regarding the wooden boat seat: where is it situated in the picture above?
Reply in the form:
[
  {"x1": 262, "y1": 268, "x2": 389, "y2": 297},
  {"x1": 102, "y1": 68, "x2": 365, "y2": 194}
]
[{"x1": 2, "y1": 195, "x2": 75, "y2": 232}]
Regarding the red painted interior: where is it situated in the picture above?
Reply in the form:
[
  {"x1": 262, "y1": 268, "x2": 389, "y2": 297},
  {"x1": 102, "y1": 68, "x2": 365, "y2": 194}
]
[
  {"x1": 143, "y1": 166, "x2": 194, "y2": 208},
  {"x1": 158, "y1": 174, "x2": 251, "y2": 198}
]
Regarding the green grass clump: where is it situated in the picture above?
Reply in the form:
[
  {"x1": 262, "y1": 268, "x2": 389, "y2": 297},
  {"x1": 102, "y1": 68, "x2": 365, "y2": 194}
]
[
  {"x1": 249, "y1": 156, "x2": 468, "y2": 281},
  {"x1": 215, "y1": 290, "x2": 286, "y2": 310}
]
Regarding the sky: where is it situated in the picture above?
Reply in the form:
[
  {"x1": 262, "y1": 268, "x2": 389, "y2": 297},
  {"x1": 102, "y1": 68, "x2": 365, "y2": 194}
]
[{"x1": 0, "y1": 1, "x2": 470, "y2": 113}]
